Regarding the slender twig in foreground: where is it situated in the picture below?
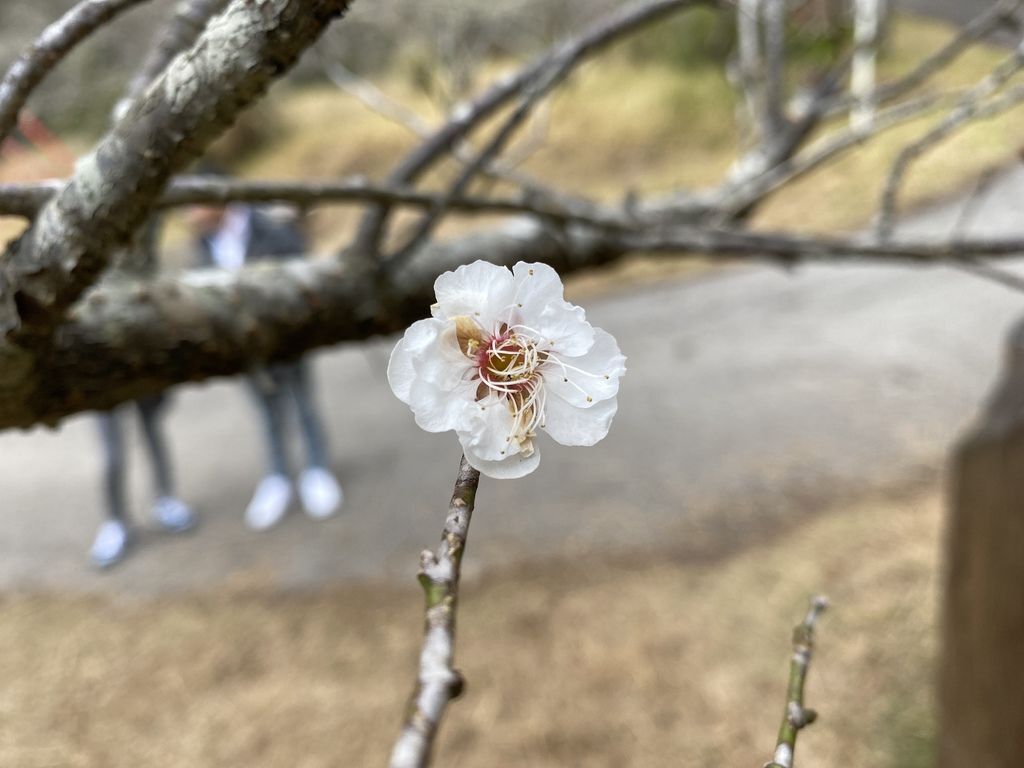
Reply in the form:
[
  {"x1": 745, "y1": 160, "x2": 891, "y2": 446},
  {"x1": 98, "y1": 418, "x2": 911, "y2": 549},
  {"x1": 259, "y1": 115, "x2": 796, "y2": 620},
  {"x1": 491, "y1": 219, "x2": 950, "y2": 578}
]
[
  {"x1": 764, "y1": 596, "x2": 829, "y2": 768},
  {"x1": 390, "y1": 456, "x2": 481, "y2": 768}
]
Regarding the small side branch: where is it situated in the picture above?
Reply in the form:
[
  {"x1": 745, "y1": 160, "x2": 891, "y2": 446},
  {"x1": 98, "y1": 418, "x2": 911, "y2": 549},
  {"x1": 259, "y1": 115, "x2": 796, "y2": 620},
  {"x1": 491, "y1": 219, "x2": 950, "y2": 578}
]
[
  {"x1": 764, "y1": 596, "x2": 829, "y2": 768},
  {"x1": 877, "y1": 37, "x2": 1024, "y2": 238},
  {"x1": 352, "y1": 0, "x2": 707, "y2": 257},
  {"x1": 390, "y1": 456, "x2": 481, "y2": 768},
  {"x1": 0, "y1": 0, "x2": 153, "y2": 145}
]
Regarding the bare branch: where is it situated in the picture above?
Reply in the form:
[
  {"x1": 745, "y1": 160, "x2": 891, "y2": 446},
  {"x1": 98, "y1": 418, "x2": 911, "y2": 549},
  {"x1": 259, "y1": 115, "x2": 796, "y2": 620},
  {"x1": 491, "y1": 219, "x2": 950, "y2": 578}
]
[
  {"x1": 862, "y1": 0, "x2": 1021, "y2": 113},
  {"x1": 764, "y1": 596, "x2": 829, "y2": 768},
  {"x1": 0, "y1": 0, "x2": 352, "y2": 344},
  {"x1": 114, "y1": 0, "x2": 231, "y2": 117},
  {"x1": 0, "y1": 0, "x2": 154, "y2": 146},
  {"x1": 319, "y1": 55, "x2": 434, "y2": 139},
  {"x1": 389, "y1": 456, "x2": 480, "y2": 768},
  {"x1": 0, "y1": 176, "x2": 630, "y2": 229},
  {"x1": 385, "y1": 58, "x2": 572, "y2": 266},
  {"x1": 878, "y1": 38, "x2": 1024, "y2": 238},
  {"x1": 11, "y1": 215, "x2": 1024, "y2": 428},
  {"x1": 352, "y1": 0, "x2": 713, "y2": 257},
  {"x1": 718, "y1": 90, "x2": 957, "y2": 217}
]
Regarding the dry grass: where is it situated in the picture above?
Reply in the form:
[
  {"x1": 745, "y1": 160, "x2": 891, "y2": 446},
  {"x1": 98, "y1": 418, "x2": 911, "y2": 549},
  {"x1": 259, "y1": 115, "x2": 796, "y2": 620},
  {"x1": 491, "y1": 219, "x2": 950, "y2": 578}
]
[{"x1": 0, "y1": 490, "x2": 942, "y2": 767}]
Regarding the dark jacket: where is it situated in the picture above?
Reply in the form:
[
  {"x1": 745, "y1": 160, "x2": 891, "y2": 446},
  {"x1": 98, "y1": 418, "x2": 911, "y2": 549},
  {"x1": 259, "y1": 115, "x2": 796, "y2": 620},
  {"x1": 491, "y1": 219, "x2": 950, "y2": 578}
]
[{"x1": 195, "y1": 207, "x2": 307, "y2": 268}]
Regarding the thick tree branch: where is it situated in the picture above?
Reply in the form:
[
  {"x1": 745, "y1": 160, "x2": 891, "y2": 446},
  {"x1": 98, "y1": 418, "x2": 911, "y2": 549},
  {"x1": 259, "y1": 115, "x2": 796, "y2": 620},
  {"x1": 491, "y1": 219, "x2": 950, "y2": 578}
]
[
  {"x1": 116, "y1": 0, "x2": 232, "y2": 117},
  {"x1": 389, "y1": 456, "x2": 480, "y2": 768},
  {"x1": 0, "y1": 0, "x2": 352, "y2": 345},
  {"x1": 11, "y1": 216, "x2": 1024, "y2": 428},
  {"x1": 0, "y1": 0, "x2": 154, "y2": 146},
  {"x1": 764, "y1": 596, "x2": 828, "y2": 768}
]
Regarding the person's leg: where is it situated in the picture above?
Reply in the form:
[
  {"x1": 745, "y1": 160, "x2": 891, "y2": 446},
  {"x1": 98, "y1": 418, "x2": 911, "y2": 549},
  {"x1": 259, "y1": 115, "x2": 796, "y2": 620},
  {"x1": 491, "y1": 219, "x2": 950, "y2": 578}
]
[
  {"x1": 244, "y1": 368, "x2": 293, "y2": 530},
  {"x1": 286, "y1": 359, "x2": 342, "y2": 519},
  {"x1": 136, "y1": 394, "x2": 196, "y2": 532},
  {"x1": 249, "y1": 367, "x2": 290, "y2": 476},
  {"x1": 287, "y1": 359, "x2": 328, "y2": 469},
  {"x1": 91, "y1": 410, "x2": 130, "y2": 567}
]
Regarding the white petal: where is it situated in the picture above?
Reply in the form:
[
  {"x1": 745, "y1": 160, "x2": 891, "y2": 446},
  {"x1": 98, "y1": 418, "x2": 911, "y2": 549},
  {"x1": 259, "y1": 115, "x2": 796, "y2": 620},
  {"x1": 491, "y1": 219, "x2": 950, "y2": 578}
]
[
  {"x1": 542, "y1": 394, "x2": 617, "y2": 447},
  {"x1": 510, "y1": 262, "x2": 594, "y2": 355},
  {"x1": 462, "y1": 441, "x2": 541, "y2": 479},
  {"x1": 459, "y1": 395, "x2": 515, "y2": 461},
  {"x1": 387, "y1": 318, "x2": 444, "y2": 403},
  {"x1": 415, "y1": 323, "x2": 475, "y2": 391},
  {"x1": 408, "y1": 378, "x2": 479, "y2": 433},
  {"x1": 511, "y1": 262, "x2": 564, "y2": 314},
  {"x1": 543, "y1": 327, "x2": 626, "y2": 408},
  {"x1": 433, "y1": 260, "x2": 515, "y2": 330},
  {"x1": 534, "y1": 301, "x2": 594, "y2": 356}
]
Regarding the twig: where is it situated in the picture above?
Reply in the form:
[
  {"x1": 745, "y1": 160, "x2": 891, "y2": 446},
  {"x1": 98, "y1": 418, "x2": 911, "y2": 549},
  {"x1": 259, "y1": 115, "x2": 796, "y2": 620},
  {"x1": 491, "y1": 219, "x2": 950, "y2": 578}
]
[
  {"x1": 385, "y1": 61, "x2": 568, "y2": 267},
  {"x1": 819, "y1": 0, "x2": 1022, "y2": 118},
  {"x1": 390, "y1": 456, "x2": 481, "y2": 768},
  {"x1": 878, "y1": 37, "x2": 1024, "y2": 238},
  {"x1": 0, "y1": 176, "x2": 629, "y2": 229},
  {"x1": 764, "y1": 595, "x2": 829, "y2": 768},
  {"x1": 352, "y1": 0, "x2": 710, "y2": 257},
  {"x1": 0, "y1": 0, "x2": 153, "y2": 146}
]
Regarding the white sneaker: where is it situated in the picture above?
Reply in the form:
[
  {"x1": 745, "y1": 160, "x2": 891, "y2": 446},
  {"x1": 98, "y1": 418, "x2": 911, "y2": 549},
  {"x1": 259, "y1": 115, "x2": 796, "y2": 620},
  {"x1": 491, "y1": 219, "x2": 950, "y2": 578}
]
[
  {"x1": 90, "y1": 519, "x2": 130, "y2": 568},
  {"x1": 298, "y1": 467, "x2": 343, "y2": 520},
  {"x1": 153, "y1": 496, "x2": 197, "y2": 533},
  {"x1": 245, "y1": 474, "x2": 292, "y2": 531}
]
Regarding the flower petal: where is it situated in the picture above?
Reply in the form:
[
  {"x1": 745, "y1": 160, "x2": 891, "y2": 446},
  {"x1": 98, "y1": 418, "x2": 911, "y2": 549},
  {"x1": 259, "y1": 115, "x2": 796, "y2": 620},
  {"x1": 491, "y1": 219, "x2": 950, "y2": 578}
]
[
  {"x1": 542, "y1": 394, "x2": 617, "y2": 447},
  {"x1": 415, "y1": 323, "x2": 475, "y2": 391},
  {"x1": 408, "y1": 378, "x2": 479, "y2": 433},
  {"x1": 387, "y1": 318, "x2": 444, "y2": 403},
  {"x1": 433, "y1": 260, "x2": 515, "y2": 330},
  {"x1": 544, "y1": 327, "x2": 626, "y2": 407},
  {"x1": 510, "y1": 262, "x2": 595, "y2": 355},
  {"x1": 462, "y1": 441, "x2": 541, "y2": 479},
  {"x1": 459, "y1": 395, "x2": 516, "y2": 461}
]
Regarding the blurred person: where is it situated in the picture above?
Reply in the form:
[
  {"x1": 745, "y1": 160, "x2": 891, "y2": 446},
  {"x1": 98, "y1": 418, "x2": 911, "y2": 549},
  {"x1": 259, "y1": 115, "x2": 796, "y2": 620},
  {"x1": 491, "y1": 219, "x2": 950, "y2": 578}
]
[
  {"x1": 188, "y1": 199, "x2": 342, "y2": 530},
  {"x1": 91, "y1": 224, "x2": 196, "y2": 568}
]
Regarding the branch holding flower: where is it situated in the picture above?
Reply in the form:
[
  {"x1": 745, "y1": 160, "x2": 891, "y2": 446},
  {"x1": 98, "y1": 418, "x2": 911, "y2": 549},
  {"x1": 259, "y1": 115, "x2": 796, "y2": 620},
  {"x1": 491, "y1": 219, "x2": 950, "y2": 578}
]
[{"x1": 387, "y1": 261, "x2": 626, "y2": 765}]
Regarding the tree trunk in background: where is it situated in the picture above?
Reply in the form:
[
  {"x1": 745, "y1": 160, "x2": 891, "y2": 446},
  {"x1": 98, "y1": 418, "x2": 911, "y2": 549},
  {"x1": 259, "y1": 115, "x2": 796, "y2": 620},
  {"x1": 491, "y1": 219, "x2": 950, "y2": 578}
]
[{"x1": 941, "y1": 319, "x2": 1024, "y2": 768}]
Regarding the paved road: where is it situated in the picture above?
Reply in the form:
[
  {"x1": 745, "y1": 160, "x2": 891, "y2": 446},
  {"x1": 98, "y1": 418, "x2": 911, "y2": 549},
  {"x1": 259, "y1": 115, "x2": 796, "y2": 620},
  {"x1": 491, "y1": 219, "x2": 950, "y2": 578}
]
[{"x1": 3, "y1": 165, "x2": 1024, "y2": 593}]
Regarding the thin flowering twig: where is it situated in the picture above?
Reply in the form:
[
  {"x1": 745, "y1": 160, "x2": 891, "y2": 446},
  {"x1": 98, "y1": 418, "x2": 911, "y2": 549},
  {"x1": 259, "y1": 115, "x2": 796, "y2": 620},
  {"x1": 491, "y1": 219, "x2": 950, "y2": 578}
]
[
  {"x1": 390, "y1": 456, "x2": 481, "y2": 768},
  {"x1": 764, "y1": 596, "x2": 829, "y2": 768}
]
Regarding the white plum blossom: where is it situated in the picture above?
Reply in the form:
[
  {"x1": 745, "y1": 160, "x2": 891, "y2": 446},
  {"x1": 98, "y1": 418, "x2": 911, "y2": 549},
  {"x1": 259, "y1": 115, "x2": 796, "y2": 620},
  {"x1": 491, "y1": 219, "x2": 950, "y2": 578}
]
[{"x1": 387, "y1": 260, "x2": 626, "y2": 478}]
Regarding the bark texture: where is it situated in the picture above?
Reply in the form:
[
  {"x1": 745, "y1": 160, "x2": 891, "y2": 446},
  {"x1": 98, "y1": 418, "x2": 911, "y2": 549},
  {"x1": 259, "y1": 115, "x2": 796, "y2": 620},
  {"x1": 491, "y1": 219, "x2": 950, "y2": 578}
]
[
  {"x1": 940, "y1": 318, "x2": 1024, "y2": 768},
  {"x1": 0, "y1": 0, "x2": 352, "y2": 427}
]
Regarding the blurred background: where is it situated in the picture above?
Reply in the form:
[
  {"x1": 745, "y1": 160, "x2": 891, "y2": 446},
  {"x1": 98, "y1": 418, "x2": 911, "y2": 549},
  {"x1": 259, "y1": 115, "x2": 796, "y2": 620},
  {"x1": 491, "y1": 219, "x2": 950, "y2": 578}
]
[{"x1": 0, "y1": 0, "x2": 1019, "y2": 765}]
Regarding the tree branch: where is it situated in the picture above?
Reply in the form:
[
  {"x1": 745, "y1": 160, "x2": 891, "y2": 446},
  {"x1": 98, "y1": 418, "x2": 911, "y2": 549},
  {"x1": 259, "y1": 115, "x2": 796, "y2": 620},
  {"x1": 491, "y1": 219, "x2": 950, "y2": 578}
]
[
  {"x1": 764, "y1": 596, "x2": 829, "y2": 768},
  {"x1": 113, "y1": 0, "x2": 231, "y2": 119},
  {"x1": 0, "y1": 0, "x2": 154, "y2": 146},
  {"x1": 0, "y1": 176, "x2": 630, "y2": 229},
  {"x1": 11, "y1": 216, "x2": 1024, "y2": 428},
  {"x1": 351, "y1": 0, "x2": 713, "y2": 257},
  {"x1": 878, "y1": 36, "x2": 1024, "y2": 238},
  {"x1": 389, "y1": 456, "x2": 480, "y2": 768},
  {"x1": 0, "y1": 0, "x2": 352, "y2": 345}
]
